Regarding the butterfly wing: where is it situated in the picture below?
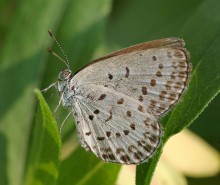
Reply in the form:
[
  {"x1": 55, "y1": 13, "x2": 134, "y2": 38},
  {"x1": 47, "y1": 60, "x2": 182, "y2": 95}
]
[
  {"x1": 73, "y1": 85, "x2": 161, "y2": 164},
  {"x1": 71, "y1": 37, "x2": 191, "y2": 164},
  {"x1": 73, "y1": 37, "x2": 191, "y2": 116}
]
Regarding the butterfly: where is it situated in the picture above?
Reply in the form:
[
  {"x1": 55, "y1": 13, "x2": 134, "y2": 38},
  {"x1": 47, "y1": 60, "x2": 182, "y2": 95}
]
[{"x1": 43, "y1": 30, "x2": 191, "y2": 164}]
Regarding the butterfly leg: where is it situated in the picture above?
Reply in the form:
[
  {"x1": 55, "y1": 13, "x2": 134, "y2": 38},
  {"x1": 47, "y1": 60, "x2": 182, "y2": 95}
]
[
  {"x1": 59, "y1": 111, "x2": 72, "y2": 133},
  {"x1": 54, "y1": 92, "x2": 64, "y2": 113},
  {"x1": 41, "y1": 82, "x2": 57, "y2": 93}
]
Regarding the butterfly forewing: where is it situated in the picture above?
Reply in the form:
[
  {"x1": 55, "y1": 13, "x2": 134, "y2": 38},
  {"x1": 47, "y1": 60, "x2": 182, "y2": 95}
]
[{"x1": 73, "y1": 38, "x2": 191, "y2": 117}]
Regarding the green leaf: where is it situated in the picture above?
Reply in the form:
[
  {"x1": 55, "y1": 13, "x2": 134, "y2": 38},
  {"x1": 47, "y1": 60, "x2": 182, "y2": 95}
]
[
  {"x1": 57, "y1": 147, "x2": 120, "y2": 185},
  {"x1": 24, "y1": 89, "x2": 61, "y2": 185}
]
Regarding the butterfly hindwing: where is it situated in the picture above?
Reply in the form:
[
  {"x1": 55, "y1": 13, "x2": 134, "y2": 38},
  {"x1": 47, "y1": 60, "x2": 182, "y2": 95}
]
[{"x1": 73, "y1": 84, "x2": 161, "y2": 164}]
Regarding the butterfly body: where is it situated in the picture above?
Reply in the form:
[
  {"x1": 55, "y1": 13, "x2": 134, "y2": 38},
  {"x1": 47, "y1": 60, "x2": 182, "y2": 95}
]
[{"x1": 51, "y1": 37, "x2": 191, "y2": 164}]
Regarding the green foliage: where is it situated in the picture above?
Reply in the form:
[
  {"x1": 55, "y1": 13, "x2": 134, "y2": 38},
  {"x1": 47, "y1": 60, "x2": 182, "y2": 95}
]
[
  {"x1": 57, "y1": 147, "x2": 120, "y2": 185},
  {"x1": 24, "y1": 89, "x2": 61, "y2": 185},
  {"x1": 0, "y1": 0, "x2": 220, "y2": 185}
]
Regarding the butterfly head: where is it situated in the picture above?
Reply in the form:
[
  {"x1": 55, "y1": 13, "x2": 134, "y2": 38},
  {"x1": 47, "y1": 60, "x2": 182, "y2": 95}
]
[{"x1": 58, "y1": 69, "x2": 73, "y2": 81}]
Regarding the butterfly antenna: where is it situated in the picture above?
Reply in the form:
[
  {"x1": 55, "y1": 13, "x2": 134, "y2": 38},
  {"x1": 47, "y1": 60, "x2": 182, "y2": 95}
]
[{"x1": 48, "y1": 30, "x2": 70, "y2": 69}]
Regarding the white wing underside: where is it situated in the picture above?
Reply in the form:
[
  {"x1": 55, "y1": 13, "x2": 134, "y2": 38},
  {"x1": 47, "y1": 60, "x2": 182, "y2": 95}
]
[{"x1": 68, "y1": 38, "x2": 191, "y2": 164}]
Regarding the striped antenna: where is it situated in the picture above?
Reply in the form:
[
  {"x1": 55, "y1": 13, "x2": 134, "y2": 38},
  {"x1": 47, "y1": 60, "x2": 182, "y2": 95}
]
[{"x1": 48, "y1": 30, "x2": 70, "y2": 69}]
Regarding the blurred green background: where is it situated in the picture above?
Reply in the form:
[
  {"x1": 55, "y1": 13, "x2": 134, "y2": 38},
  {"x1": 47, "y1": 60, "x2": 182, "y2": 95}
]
[{"x1": 0, "y1": 0, "x2": 219, "y2": 185}]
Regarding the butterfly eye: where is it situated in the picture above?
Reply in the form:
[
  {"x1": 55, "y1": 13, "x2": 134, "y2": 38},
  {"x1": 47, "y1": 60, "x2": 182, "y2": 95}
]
[
  {"x1": 58, "y1": 69, "x2": 72, "y2": 81},
  {"x1": 63, "y1": 71, "x2": 69, "y2": 77}
]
